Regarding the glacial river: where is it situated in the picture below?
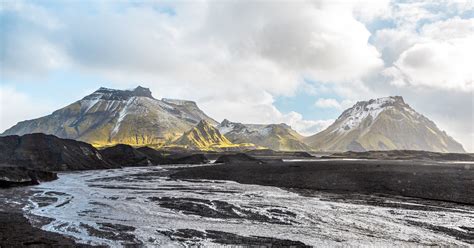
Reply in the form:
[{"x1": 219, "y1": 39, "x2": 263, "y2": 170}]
[{"x1": 22, "y1": 165, "x2": 474, "y2": 247}]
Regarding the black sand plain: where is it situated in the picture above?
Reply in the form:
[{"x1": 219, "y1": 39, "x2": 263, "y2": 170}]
[{"x1": 172, "y1": 159, "x2": 474, "y2": 205}]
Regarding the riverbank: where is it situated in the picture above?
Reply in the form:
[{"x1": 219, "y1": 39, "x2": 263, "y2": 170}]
[{"x1": 0, "y1": 186, "x2": 99, "y2": 248}]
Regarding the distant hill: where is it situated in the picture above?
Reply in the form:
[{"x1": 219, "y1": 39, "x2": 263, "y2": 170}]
[
  {"x1": 304, "y1": 96, "x2": 465, "y2": 153},
  {"x1": 172, "y1": 120, "x2": 256, "y2": 151},
  {"x1": 217, "y1": 119, "x2": 310, "y2": 151}
]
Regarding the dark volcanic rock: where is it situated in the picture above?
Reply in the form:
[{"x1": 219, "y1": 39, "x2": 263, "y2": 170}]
[
  {"x1": 136, "y1": 147, "x2": 175, "y2": 165},
  {"x1": 172, "y1": 154, "x2": 209, "y2": 164},
  {"x1": 149, "y1": 197, "x2": 293, "y2": 225},
  {"x1": 157, "y1": 228, "x2": 310, "y2": 247},
  {"x1": 0, "y1": 133, "x2": 117, "y2": 171},
  {"x1": 101, "y1": 144, "x2": 151, "y2": 167},
  {"x1": 0, "y1": 166, "x2": 58, "y2": 188},
  {"x1": 215, "y1": 153, "x2": 263, "y2": 164},
  {"x1": 173, "y1": 160, "x2": 474, "y2": 205},
  {"x1": 0, "y1": 211, "x2": 95, "y2": 247},
  {"x1": 138, "y1": 147, "x2": 208, "y2": 165}
]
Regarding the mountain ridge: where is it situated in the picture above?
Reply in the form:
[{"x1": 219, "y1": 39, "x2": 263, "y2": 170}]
[
  {"x1": 171, "y1": 120, "x2": 256, "y2": 151},
  {"x1": 1, "y1": 88, "x2": 466, "y2": 152},
  {"x1": 217, "y1": 119, "x2": 310, "y2": 151}
]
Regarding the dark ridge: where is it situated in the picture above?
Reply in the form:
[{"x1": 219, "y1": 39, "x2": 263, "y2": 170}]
[
  {"x1": 101, "y1": 144, "x2": 151, "y2": 167},
  {"x1": 0, "y1": 133, "x2": 118, "y2": 171},
  {"x1": 0, "y1": 166, "x2": 58, "y2": 188},
  {"x1": 84, "y1": 86, "x2": 154, "y2": 101}
]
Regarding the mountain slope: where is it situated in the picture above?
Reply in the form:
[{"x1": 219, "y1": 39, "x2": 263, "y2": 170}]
[
  {"x1": 172, "y1": 120, "x2": 240, "y2": 150},
  {"x1": 2, "y1": 86, "x2": 217, "y2": 147},
  {"x1": 217, "y1": 119, "x2": 310, "y2": 151},
  {"x1": 304, "y1": 96, "x2": 465, "y2": 153}
]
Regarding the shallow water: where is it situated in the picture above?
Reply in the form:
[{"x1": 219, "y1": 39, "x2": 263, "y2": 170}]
[{"x1": 24, "y1": 165, "x2": 474, "y2": 247}]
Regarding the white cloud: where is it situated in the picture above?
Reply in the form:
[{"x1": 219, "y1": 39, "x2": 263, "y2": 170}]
[
  {"x1": 380, "y1": 17, "x2": 474, "y2": 92},
  {"x1": 280, "y1": 112, "x2": 334, "y2": 136},
  {"x1": 1, "y1": 0, "x2": 384, "y2": 137},
  {"x1": 0, "y1": 86, "x2": 52, "y2": 132},
  {"x1": 315, "y1": 98, "x2": 342, "y2": 109}
]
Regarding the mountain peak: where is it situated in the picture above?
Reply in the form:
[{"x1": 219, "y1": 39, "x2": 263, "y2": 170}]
[
  {"x1": 132, "y1": 86, "x2": 153, "y2": 97},
  {"x1": 221, "y1": 119, "x2": 231, "y2": 125},
  {"x1": 84, "y1": 86, "x2": 154, "y2": 101},
  {"x1": 353, "y1": 96, "x2": 405, "y2": 108},
  {"x1": 196, "y1": 119, "x2": 212, "y2": 127},
  {"x1": 173, "y1": 119, "x2": 233, "y2": 150}
]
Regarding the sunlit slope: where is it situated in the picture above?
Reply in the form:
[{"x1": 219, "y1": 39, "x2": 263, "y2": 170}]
[
  {"x1": 2, "y1": 86, "x2": 218, "y2": 147},
  {"x1": 304, "y1": 96, "x2": 465, "y2": 152},
  {"x1": 217, "y1": 119, "x2": 310, "y2": 151},
  {"x1": 172, "y1": 120, "x2": 256, "y2": 150}
]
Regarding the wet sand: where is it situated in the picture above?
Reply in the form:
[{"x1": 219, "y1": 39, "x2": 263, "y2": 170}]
[{"x1": 0, "y1": 186, "x2": 98, "y2": 248}]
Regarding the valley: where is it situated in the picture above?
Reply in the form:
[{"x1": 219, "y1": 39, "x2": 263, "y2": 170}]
[{"x1": 1, "y1": 164, "x2": 473, "y2": 247}]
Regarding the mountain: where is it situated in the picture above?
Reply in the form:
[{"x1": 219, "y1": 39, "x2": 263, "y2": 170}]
[
  {"x1": 304, "y1": 96, "x2": 465, "y2": 153},
  {"x1": 217, "y1": 119, "x2": 310, "y2": 151},
  {"x1": 2, "y1": 86, "x2": 217, "y2": 147},
  {"x1": 172, "y1": 120, "x2": 254, "y2": 150}
]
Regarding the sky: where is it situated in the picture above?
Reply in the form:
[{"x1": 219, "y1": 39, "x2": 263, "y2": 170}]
[{"x1": 0, "y1": 0, "x2": 473, "y2": 151}]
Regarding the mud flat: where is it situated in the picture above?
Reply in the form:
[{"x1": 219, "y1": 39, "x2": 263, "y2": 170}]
[{"x1": 171, "y1": 159, "x2": 474, "y2": 205}]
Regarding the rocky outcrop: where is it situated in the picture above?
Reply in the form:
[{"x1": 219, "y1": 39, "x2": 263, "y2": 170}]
[
  {"x1": 0, "y1": 133, "x2": 117, "y2": 171},
  {"x1": 136, "y1": 147, "x2": 175, "y2": 165},
  {"x1": 172, "y1": 154, "x2": 209, "y2": 164},
  {"x1": 101, "y1": 144, "x2": 151, "y2": 167},
  {"x1": 0, "y1": 166, "x2": 58, "y2": 188}
]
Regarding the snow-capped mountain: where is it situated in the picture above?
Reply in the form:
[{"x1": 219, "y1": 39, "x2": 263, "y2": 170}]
[
  {"x1": 217, "y1": 119, "x2": 310, "y2": 151},
  {"x1": 2, "y1": 86, "x2": 217, "y2": 147},
  {"x1": 304, "y1": 96, "x2": 465, "y2": 152}
]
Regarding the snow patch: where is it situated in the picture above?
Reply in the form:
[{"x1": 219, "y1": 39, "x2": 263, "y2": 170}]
[
  {"x1": 81, "y1": 99, "x2": 101, "y2": 113},
  {"x1": 335, "y1": 97, "x2": 399, "y2": 133},
  {"x1": 111, "y1": 97, "x2": 136, "y2": 136}
]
